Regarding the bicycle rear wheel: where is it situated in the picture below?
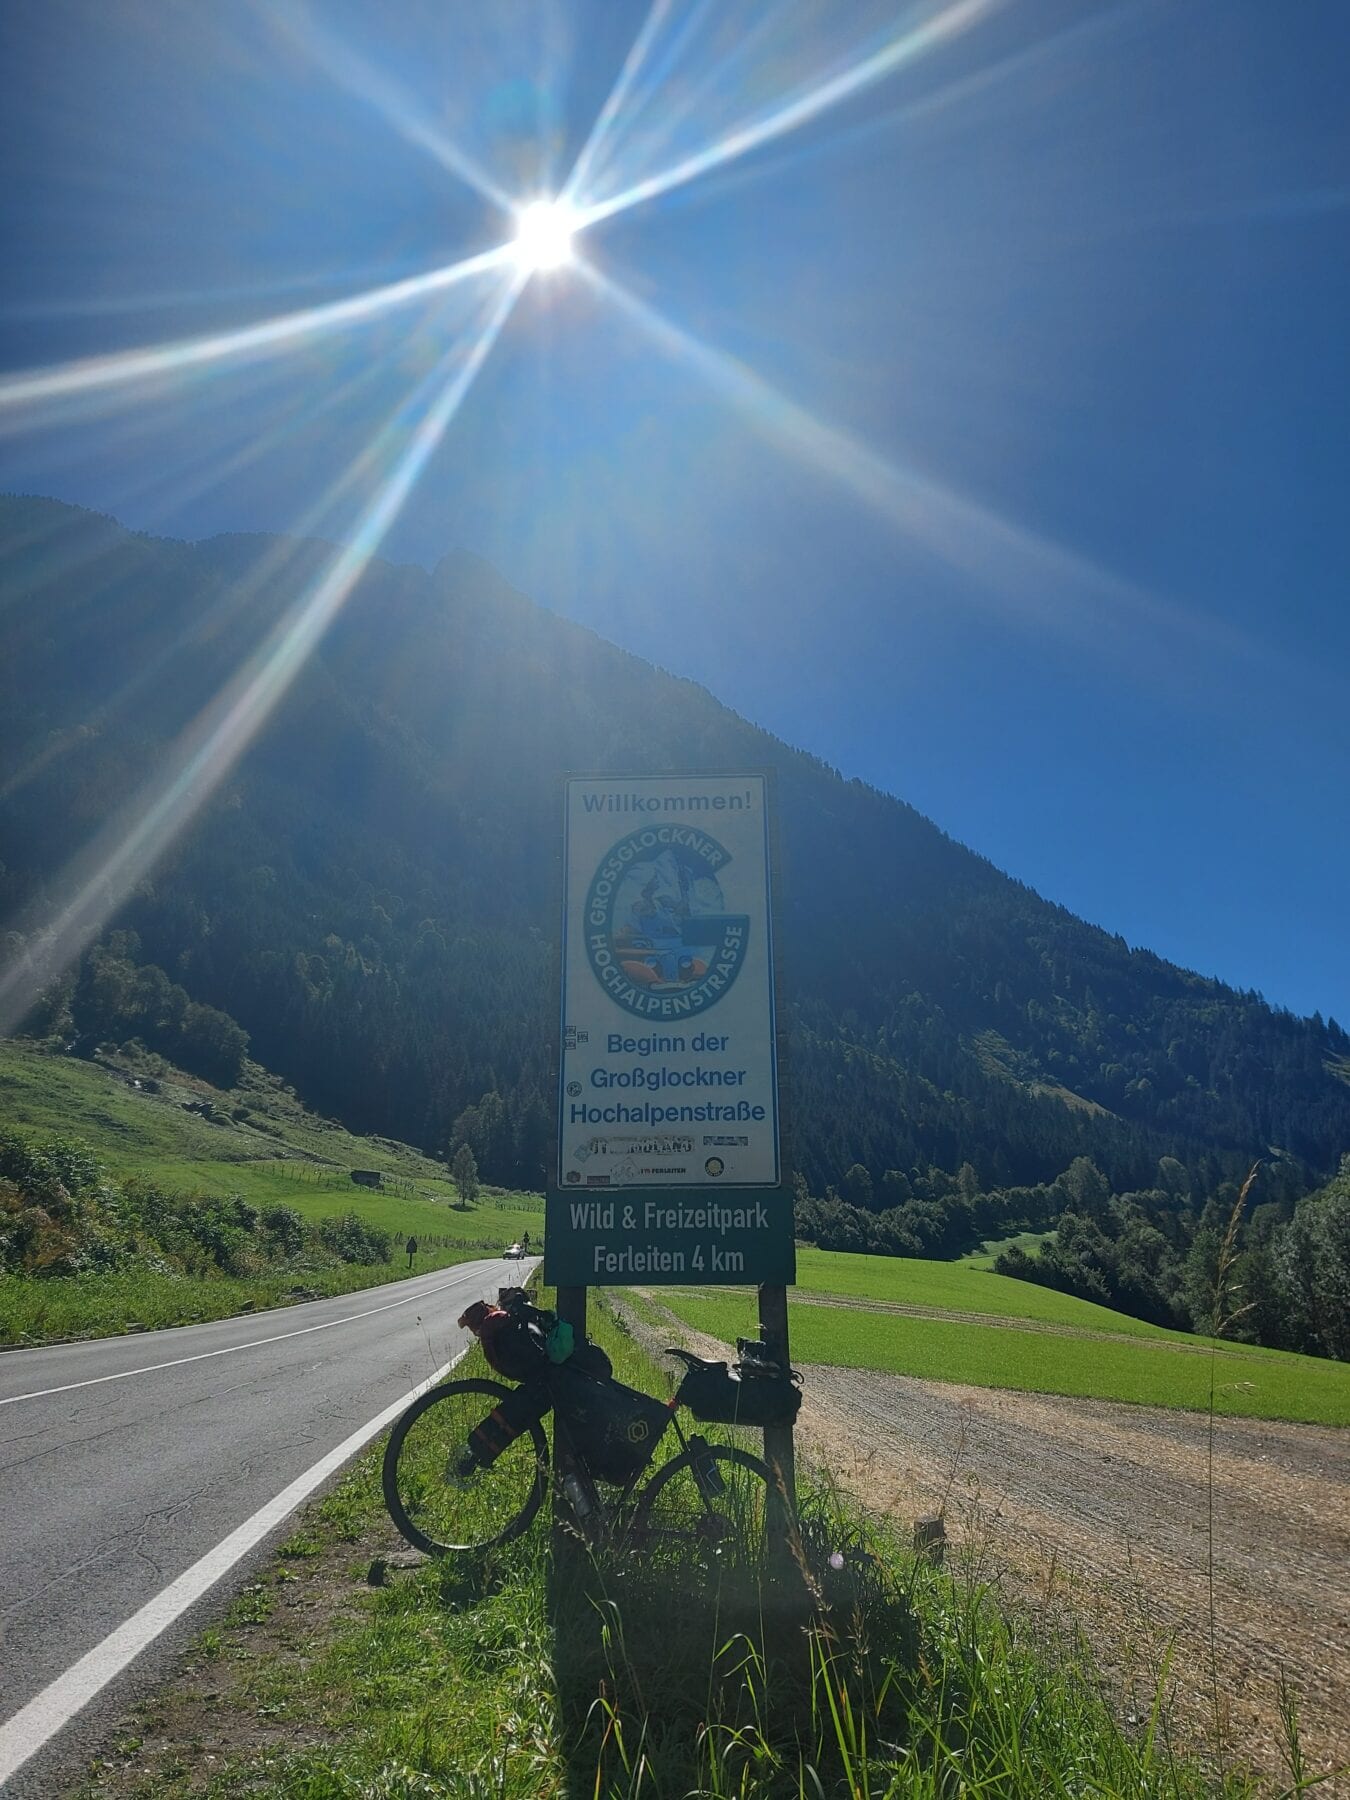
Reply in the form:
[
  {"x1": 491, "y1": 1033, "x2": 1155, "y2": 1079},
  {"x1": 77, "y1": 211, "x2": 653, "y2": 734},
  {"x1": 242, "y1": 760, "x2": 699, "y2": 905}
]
[
  {"x1": 382, "y1": 1378, "x2": 548, "y2": 1555},
  {"x1": 631, "y1": 1442, "x2": 773, "y2": 1558}
]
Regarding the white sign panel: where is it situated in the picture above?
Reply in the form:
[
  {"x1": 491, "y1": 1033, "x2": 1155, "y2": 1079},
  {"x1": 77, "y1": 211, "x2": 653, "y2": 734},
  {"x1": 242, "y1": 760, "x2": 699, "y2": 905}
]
[{"x1": 557, "y1": 773, "x2": 780, "y2": 1193}]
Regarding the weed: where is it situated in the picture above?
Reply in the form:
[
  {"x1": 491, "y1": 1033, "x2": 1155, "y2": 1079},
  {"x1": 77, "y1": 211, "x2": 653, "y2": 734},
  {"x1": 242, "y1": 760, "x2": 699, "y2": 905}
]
[
  {"x1": 278, "y1": 1529, "x2": 324, "y2": 1559},
  {"x1": 222, "y1": 1583, "x2": 273, "y2": 1629}
]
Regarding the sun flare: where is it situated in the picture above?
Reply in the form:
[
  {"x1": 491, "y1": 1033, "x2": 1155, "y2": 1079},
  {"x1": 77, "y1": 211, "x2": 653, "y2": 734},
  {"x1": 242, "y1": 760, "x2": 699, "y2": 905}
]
[{"x1": 512, "y1": 199, "x2": 578, "y2": 273}]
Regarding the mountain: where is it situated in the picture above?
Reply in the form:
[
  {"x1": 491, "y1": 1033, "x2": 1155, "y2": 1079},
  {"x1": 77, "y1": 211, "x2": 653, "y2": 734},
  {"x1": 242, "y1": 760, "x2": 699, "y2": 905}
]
[{"x1": 3, "y1": 493, "x2": 1349, "y2": 1231}]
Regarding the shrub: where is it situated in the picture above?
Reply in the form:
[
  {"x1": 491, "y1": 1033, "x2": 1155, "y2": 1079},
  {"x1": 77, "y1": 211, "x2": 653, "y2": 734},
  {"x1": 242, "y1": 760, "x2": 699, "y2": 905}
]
[
  {"x1": 259, "y1": 1203, "x2": 309, "y2": 1259},
  {"x1": 317, "y1": 1212, "x2": 392, "y2": 1265}
]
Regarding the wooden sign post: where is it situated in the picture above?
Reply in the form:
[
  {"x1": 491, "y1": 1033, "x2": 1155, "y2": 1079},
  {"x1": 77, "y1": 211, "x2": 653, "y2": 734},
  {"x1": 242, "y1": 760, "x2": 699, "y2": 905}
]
[{"x1": 757, "y1": 1281, "x2": 796, "y2": 1573}]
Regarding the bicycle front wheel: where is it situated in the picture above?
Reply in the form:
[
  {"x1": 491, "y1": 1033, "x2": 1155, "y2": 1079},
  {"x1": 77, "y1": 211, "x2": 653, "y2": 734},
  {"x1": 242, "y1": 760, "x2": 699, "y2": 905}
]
[
  {"x1": 631, "y1": 1443, "x2": 773, "y2": 1558},
  {"x1": 382, "y1": 1378, "x2": 548, "y2": 1555}
]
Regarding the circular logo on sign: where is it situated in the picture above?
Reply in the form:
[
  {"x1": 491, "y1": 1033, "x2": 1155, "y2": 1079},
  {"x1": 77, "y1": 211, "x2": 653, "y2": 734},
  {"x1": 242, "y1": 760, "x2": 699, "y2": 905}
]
[
  {"x1": 705, "y1": 1157, "x2": 725, "y2": 1177},
  {"x1": 584, "y1": 828, "x2": 750, "y2": 1018}
]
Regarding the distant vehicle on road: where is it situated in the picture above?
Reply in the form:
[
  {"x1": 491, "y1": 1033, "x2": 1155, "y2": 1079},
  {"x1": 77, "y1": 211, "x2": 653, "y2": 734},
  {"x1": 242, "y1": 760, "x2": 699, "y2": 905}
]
[{"x1": 504, "y1": 1242, "x2": 524, "y2": 1260}]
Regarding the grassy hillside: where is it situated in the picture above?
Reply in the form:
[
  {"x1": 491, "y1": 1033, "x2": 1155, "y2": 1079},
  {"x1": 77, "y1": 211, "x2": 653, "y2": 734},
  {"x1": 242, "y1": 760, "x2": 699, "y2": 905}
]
[
  {"x1": 651, "y1": 1247, "x2": 1350, "y2": 1426},
  {"x1": 0, "y1": 1037, "x2": 543, "y2": 1238},
  {"x1": 0, "y1": 1038, "x2": 543, "y2": 1342}
]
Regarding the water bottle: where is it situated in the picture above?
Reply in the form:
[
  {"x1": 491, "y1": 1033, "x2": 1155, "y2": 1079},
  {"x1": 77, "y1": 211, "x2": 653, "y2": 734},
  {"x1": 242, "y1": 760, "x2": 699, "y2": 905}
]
[
  {"x1": 691, "y1": 1436, "x2": 725, "y2": 1496},
  {"x1": 562, "y1": 1471, "x2": 594, "y2": 1518}
]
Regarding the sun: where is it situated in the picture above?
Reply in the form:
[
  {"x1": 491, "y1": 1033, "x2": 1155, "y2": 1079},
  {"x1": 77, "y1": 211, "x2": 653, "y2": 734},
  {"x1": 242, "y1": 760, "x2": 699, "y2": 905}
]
[{"x1": 512, "y1": 199, "x2": 578, "y2": 273}]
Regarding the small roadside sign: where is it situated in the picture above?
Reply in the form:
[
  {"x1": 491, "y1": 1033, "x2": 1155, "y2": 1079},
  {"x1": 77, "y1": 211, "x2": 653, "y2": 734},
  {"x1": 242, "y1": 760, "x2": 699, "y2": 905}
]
[{"x1": 546, "y1": 772, "x2": 792, "y2": 1287}]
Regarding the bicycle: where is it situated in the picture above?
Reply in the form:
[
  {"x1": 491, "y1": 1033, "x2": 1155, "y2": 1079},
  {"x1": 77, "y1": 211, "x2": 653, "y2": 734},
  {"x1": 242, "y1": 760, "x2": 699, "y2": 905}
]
[{"x1": 382, "y1": 1290, "x2": 797, "y2": 1558}]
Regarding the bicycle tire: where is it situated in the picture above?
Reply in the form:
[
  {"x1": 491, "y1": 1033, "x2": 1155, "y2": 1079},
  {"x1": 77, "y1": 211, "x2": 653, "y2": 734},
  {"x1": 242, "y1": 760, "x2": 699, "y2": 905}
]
[
  {"x1": 631, "y1": 1443, "x2": 774, "y2": 1551},
  {"x1": 382, "y1": 1378, "x2": 549, "y2": 1555}
]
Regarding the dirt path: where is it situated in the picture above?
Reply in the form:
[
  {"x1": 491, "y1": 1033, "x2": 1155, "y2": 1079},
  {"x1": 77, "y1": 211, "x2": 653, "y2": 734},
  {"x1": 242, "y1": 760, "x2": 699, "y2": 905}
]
[{"x1": 623, "y1": 1292, "x2": 1350, "y2": 1789}]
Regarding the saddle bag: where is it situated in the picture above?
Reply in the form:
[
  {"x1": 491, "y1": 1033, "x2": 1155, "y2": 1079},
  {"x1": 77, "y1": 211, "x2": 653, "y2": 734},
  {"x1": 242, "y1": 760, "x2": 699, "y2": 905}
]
[{"x1": 679, "y1": 1340, "x2": 803, "y2": 1428}]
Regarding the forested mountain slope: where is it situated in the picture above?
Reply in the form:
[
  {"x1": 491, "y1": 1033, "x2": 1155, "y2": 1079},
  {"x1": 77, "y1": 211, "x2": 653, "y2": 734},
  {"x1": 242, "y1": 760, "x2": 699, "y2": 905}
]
[{"x1": 3, "y1": 494, "x2": 1348, "y2": 1218}]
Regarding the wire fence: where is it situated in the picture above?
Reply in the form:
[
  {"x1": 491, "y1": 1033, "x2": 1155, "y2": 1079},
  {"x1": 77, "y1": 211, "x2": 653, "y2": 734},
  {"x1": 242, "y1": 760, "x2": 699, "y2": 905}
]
[{"x1": 255, "y1": 1158, "x2": 543, "y2": 1214}]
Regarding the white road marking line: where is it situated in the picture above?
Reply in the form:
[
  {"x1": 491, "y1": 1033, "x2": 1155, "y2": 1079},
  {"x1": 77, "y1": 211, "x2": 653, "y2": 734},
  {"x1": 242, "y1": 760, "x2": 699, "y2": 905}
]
[
  {"x1": 0, "y1": 1270, "x2": 481, "y2": 1408},
  {"x1": 0, "y1": 1342, "x2": 471, "y2": 1789}
]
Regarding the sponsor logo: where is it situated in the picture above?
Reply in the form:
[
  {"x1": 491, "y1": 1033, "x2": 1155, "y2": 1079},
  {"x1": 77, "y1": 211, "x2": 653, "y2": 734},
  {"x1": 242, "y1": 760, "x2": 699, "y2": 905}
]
[
  {"x1": 565, "y1": 1169, "x2": 582, "y2": 1184},
  {"x1": 705, "y1": 1157, "x2": 725, "y2": 1177}
]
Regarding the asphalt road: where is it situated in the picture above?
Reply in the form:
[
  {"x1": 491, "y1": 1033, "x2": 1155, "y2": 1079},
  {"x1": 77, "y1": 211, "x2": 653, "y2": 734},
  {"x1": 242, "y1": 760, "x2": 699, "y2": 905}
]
[{"x1": 0, "y1": 1255, "x2": 535, "y2": 1796}]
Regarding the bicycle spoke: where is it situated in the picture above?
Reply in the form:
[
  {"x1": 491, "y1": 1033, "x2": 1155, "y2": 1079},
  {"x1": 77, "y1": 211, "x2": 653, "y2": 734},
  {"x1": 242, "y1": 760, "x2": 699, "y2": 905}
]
[
  {"x1": 386, "y1": 1382, "x2": 546, "y2": 1554},
  {"x1": 633, "y1": 1444, "x2": 771, "y2": 1567}
]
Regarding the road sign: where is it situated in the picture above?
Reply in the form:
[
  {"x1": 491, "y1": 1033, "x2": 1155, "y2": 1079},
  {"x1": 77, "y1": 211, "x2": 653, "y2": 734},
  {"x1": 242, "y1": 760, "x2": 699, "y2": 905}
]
[{"x1": 546, "y1": 773, "x2": 792, "y2": 1287}]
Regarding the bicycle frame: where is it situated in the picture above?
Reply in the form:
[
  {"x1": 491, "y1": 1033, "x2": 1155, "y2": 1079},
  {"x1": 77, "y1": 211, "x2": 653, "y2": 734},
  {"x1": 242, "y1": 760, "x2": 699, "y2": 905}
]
[{"x1": 552, "y1": 1389, "x2": 724, "y2": 1544}]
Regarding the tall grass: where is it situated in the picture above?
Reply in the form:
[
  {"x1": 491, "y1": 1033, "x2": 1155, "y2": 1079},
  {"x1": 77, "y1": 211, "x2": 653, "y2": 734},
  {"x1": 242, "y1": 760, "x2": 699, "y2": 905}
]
[
  {"x1": 1203, "y1": 1164, "x2": 1261, "y2": 1775},
  {"x1": 547, "y1": 1478, "x2": 1297, "y2": 1800}
]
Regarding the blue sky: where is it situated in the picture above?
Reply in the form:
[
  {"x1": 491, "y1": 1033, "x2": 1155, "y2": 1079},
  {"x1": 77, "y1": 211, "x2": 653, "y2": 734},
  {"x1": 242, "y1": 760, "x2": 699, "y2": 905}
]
[{"x1": 2, "y1": 0, "x2": 1347, "y2": 1025}]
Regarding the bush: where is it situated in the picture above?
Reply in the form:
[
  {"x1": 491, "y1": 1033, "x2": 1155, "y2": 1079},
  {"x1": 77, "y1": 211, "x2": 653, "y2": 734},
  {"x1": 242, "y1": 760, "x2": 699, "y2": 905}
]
[
  {"x1": 259, "y1": 1203, "x2": 308, "y2": 1259},
  {"x1": 317, "y1": 1212, "x2": 392, "y2": 1265},
  {"x1": 1, "y1": 1132, "x2": 396, "y2": 1283}
]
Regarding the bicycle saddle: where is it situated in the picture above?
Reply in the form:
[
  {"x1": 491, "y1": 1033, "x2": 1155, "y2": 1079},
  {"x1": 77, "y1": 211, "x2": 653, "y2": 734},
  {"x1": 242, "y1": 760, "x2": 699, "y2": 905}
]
[{"x1": 665, "y1": 1346, "x2": 726, "y2": 1372}]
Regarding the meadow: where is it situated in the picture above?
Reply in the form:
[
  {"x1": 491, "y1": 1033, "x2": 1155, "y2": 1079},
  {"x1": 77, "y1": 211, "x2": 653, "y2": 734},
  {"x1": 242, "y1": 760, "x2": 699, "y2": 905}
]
[
  {"x1": 792, "y1": 1244, "x2": 1182, "y2": 1335},
  {"x1": 959, "y1": 1228, "x2": 1054, "y2": 1269},
  {"x1": 0, "y1": 1036, "x2": 542, "y2": 1236},
  {"x1": 653, "y1": 1257, "x2": 1350, "y2": 1426}
]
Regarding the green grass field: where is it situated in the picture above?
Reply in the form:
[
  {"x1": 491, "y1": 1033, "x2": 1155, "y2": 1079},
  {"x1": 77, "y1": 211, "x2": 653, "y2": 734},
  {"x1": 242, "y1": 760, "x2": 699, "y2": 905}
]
[
  {"x1": 791, "y1": 1245, "x2": 1186, "y2": 1336},
  {"x1": 0, "y1": 1037, "x2": 543, "y2": 1341},
  {"x1": 960, "y1": 1228, "x2": 1055, "y2": 1269},
  {"x1": 122, "y1": 1157, "x2": 545, "y2": 1244},
  {"x1": 651, "y1": 1248, "x2": 1350, "y2": 1426}
]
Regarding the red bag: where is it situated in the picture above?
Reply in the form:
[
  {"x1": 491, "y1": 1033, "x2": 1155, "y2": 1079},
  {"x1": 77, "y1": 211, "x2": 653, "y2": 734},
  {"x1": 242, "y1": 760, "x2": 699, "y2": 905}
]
[{"x1": 458, "y1": 1301, "x2": 548, "y2": 1382}]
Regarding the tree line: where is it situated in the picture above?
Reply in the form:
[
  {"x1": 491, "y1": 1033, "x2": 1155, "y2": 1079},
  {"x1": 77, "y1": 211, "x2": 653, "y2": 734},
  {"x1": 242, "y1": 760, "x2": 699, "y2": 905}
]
[{"x1": 791, "y1": 1149, "x2": 1349, "y2": 1359}]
